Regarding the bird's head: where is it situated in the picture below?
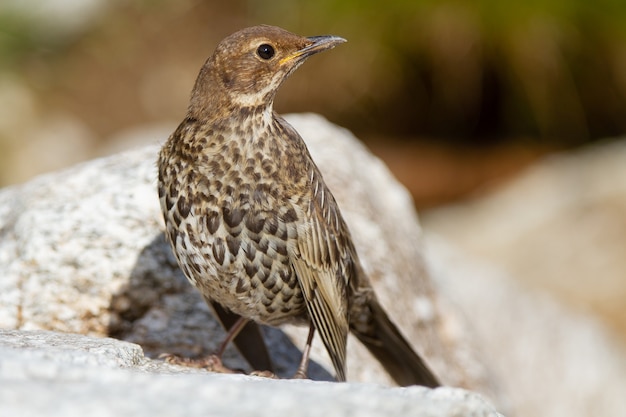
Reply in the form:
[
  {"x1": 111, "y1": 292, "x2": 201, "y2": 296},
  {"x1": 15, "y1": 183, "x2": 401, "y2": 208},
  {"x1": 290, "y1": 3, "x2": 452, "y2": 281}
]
[{"x1": 188, "y1": 25, "x2": 346, "y2": 118}]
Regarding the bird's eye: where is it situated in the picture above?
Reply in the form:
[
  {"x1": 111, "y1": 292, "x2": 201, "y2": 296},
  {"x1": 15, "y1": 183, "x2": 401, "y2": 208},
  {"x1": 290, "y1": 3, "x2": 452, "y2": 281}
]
[{"x1": 257, "y1": 44, "x2": 275, "y2": 60}]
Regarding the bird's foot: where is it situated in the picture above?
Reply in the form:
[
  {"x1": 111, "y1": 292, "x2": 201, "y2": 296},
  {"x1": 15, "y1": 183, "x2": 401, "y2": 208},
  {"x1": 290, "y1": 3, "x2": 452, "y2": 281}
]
[
  {"x1": 159, "y1": 353, "x2": 240, "y2": 374},
  {"x1": 249, "y1": 370, "x2": 279, "y2": 379},
  {"x1": 292, "y1": 369, "x2": 309, "y2": 380}
]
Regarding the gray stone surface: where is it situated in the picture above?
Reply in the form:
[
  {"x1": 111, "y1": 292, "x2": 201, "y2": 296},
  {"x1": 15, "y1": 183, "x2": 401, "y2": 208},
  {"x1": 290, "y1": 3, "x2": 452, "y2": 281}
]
[
  {"x1": 425, "y1": 238, "x2": 626, "y2": 417},
  {"x1": 0, "y1": 331, "x2": 501, "y2": 417},
  {"x1": 0, "y1": 114, "x2": 485, "y2": 390},
  {"x1": 422, "y1": 140, "x2": 626, "y2": 339},
  {"x1": 0, "y1": 329, "x2": 145, "y2": 369},
  {"x1": 421, "y1": 138, "x2": 626, "y2": 416},
  {"x1": 3, "y1": 114, "x2": 625, "y2": 416}
]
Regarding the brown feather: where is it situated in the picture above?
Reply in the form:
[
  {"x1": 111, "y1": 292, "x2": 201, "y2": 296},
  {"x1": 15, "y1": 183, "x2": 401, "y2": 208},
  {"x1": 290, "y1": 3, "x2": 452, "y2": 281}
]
[{"x1": 158, "y1": 25, "x2": 439, "y2": 386}]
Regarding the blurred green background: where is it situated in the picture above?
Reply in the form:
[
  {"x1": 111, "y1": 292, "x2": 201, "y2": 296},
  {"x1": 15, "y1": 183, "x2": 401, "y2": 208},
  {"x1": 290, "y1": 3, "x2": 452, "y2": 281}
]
[{"x1": 1, "y1": 0, "x2": 625, "y2": 205}]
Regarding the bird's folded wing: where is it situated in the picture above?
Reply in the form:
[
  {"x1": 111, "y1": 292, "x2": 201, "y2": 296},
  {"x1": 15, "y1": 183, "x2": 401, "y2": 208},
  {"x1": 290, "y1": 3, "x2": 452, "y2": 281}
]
[
  {"x1": 292, "y1": 259, "x2": 347, "y2": 380},
  {"x1": 291, "y1": 205, "x2": 349, "y2": 381}
]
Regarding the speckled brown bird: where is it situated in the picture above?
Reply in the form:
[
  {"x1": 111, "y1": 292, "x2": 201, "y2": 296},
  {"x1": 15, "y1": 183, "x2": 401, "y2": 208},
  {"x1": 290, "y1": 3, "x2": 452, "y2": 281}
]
[{"x1": 158, "y1": 25, "x2": 440, "y2": 387}]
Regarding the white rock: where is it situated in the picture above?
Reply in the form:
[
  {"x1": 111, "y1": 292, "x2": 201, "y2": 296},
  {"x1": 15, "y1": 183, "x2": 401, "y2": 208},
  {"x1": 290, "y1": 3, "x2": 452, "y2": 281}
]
[
  {"x1": 425, "y1": 237, "x2": 626, "y2": 417},
  {"x1": 421, "y1": 140, "x2": 626, "y2": 325},
  {"x1": 0, "y1": 330, "x2": 502, "y2": 417},
  {"x1": 3, "y1": 114, "x2": 624, "y2": 416},
  {"x1": 0, "y1": 114, "x2": 484, "y2": 393}
]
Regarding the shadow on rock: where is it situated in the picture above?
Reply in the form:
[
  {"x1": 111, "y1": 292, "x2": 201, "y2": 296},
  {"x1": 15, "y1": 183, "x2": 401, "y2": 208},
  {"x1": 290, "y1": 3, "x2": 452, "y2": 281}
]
[{"x1": 109, "y1": 232, "x2": 332, "y2": 380}]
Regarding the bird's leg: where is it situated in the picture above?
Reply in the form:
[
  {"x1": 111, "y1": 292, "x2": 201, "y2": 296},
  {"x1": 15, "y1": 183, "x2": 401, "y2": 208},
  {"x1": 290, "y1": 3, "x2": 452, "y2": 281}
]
[
  {"x1": 162, "y1": 317, "x2": 250, "y2": 374},
  {"x1": 215, "y1": 316, "x2": 250, "y2": 357},
  {"x1": 293, "y1": 324, "x2": 316, "y2": 379}
]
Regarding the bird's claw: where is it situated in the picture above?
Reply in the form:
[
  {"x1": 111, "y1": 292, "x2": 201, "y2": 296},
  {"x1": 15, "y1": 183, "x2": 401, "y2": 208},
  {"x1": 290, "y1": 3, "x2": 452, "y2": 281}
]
[
  {"x1": 159, "y1": 353, "x2": 240, "y2": 374},
  {"x1": 292, "y1": 369, "x2": 309, "y2": 380},
  {"x1": 249, "y1": 370, "x2": 279, "y2": 379}
]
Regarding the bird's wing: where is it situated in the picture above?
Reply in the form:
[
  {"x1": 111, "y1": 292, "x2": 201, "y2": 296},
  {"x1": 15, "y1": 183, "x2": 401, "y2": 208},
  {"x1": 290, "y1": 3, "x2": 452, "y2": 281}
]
[{"x1": 290, "y1": 169, "x2": 351, "y2": 381}]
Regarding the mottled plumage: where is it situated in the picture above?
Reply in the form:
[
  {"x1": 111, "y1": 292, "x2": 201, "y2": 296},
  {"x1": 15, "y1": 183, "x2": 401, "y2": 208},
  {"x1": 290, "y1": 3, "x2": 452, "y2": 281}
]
[{"x1": 158, "y1": 25, "x2": 439, "y2": 387}]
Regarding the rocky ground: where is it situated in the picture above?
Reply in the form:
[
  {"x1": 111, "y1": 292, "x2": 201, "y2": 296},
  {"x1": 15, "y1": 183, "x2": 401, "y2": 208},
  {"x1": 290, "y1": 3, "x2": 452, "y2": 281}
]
[
  {"x1": 0, "y1": 330, "x2": 501, "y2": 417},
  {"x1": 1, "y1": 114, "x2": 624, "y2": 416}
]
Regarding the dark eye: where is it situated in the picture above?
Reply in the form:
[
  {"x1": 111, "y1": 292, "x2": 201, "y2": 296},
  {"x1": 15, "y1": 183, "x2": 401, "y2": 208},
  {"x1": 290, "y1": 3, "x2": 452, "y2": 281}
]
[{"x1": 257, "y1": 44, "x2": 275, "y2": 60}]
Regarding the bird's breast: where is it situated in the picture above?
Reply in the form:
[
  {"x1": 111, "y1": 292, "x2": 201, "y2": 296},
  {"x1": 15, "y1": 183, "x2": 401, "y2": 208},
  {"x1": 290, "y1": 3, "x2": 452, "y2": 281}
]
[{"x1": 158, "y1": 126, "x2": 312, "y2": 326}]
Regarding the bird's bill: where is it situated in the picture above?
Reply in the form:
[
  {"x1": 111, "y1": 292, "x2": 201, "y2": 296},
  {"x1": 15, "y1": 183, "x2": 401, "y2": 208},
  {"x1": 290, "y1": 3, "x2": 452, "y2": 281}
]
[{"x1": 279, "y1": 35, "x2": 346, "y2": 65}]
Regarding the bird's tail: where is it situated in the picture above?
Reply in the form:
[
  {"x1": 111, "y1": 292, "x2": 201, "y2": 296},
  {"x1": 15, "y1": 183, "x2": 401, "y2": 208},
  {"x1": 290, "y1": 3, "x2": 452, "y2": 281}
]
[{"x1": 352, "y1": 297, "x2": 440, "y2": 387}]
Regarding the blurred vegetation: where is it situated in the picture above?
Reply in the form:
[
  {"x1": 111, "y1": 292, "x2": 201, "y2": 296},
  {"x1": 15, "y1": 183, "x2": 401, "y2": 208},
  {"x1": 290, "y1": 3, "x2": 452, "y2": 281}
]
[
  {"x1": 252, "y1": 0, "x2": 626, "y2": 145},
  {"x1": 2, "y1": 0, "x2": 626, "y2": 151}
]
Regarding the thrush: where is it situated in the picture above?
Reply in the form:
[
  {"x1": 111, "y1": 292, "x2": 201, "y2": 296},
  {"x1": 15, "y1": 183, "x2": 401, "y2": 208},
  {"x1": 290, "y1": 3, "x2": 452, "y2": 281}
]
[{"x1": 158, "y1": 25, "x2": 440, "y2": 387}]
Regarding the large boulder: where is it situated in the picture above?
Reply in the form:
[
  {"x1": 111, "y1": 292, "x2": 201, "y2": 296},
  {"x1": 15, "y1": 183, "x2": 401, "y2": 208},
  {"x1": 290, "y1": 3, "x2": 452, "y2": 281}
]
[
  {"x1": 422, "y1": 140, "x2": 626, "y2": 337},
  {"x1": 0, "y1": 329, "x2": 502, "y2": 417},
  {"x1": 0, "y1": 113, "x2": 486, "y2": 388},
  {"x1": 423, "y1": 139, "x2": 626, "y2": 417},
  {"x1": 2, "y1": 114, "x2": 624, "y2": 416}
]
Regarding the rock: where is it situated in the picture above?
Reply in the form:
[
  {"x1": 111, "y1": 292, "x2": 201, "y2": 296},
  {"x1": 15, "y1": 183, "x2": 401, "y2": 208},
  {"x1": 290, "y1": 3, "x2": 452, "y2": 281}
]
[
  {"x1": 421, "y1": 139, "x2": 626, "y2": 343},
  {"x1": 0, "y1": 114, "x2": 485, "y2": 391},
  {"x1": 3, "y1": 114, "x2": 624, "y2": 416},
  {"x1": 420, "y1": 140, "x2": 626, "y2": 416},
  {"x1": 425, "y1": 237, "x2": 626, "y2": 417},
  {"x1": 0, "y1": 329, "x2": 145, "y2": 369},
  {"x1": 0, "y1": 330, "x2": 502, "y2": 417}
]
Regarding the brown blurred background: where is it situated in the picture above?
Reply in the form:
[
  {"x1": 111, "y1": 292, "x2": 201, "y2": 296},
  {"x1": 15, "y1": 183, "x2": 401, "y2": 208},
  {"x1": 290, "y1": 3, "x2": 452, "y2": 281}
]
[
  {"x1": 7, "y1": 0, "x2": 624, "y2": 203},
  {"x1": 1, "y1": 1, "x2": 624, "y2": 343}
]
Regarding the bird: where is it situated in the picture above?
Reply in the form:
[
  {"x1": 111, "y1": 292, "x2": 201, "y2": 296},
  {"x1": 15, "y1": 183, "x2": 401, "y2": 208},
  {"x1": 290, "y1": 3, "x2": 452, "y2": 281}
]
[{"x1": 157, "y1": 24, "x2": 440, "y2": 387}]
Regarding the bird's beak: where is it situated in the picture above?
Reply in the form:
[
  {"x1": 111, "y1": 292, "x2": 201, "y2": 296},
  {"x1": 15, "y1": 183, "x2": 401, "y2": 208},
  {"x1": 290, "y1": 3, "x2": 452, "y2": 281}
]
[{"x1": 280, "y1": 35, "x2": 346, "y2": 65}]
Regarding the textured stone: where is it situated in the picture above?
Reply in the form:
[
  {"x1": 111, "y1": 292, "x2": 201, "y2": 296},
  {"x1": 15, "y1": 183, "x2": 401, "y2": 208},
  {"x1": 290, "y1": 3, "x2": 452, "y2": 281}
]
[
  {"x1": 0, "y1": 114, "x2": 483, "y2": 391},
  {"x1": 2, "y1": 115, "x2": 625, "y2": 416},
  {"x1": 0, "y1": 330, "x2": 502, "y2": 417}
]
